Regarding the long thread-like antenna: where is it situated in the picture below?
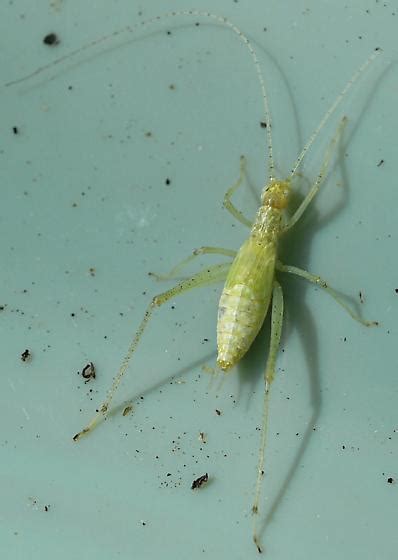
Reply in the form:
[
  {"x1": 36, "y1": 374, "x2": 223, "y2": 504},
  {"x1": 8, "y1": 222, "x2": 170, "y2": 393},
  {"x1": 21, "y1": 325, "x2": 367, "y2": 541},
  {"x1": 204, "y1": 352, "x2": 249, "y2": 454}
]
[
  {"x1": 4, "y1": 10, "x2": 275, "y2": 180},
  {"x1": 290, "y1": 48, "x2": 381, "y2": 177}
]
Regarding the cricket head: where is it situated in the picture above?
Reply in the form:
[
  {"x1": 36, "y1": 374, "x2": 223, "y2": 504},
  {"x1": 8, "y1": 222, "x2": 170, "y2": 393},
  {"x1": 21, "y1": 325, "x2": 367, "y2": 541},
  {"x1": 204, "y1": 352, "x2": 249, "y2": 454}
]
[{"x1": 261, "y1": 179, "x2": 291, "y2": 210}]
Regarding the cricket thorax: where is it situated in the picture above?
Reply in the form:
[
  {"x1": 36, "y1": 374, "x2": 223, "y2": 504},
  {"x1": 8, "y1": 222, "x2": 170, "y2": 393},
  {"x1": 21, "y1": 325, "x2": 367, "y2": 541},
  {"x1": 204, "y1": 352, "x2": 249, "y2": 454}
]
[{"x1": 251, "y1": 179, "x2": 291, "y2": 239}]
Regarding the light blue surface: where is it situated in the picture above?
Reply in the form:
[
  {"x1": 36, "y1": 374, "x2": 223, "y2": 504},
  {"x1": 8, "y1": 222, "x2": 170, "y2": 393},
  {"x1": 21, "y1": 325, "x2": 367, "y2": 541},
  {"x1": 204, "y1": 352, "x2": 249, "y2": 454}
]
[{"x1": 1, "y1": 1, "x2": 397, "y2": 559}]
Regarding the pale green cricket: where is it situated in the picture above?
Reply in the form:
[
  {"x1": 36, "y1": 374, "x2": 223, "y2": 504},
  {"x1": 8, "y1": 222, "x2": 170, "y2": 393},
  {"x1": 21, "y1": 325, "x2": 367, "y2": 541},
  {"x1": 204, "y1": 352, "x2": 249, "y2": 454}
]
[{"x1": 6, "y1": 11, "x2": 380, "y2": 553}]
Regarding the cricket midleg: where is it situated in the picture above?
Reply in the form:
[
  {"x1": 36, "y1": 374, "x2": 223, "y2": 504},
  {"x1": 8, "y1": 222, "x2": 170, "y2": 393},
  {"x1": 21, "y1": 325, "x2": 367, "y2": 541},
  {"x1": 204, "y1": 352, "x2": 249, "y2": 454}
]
[
  {"x1": 252, "y1": 280, "x2": 284, "y2": 554},
  {"x1": 217, "y1": 236, "x2": 277, "y2": 371},
  {"x1": 73, "y1": 262, "x2": 231, "y2": 441},
  {"x1": 148, "y1": 246, "x2": 236, "y2": 281},
  {"x1": 149, "y1": 156, "x2": 253, "y2": 282}
]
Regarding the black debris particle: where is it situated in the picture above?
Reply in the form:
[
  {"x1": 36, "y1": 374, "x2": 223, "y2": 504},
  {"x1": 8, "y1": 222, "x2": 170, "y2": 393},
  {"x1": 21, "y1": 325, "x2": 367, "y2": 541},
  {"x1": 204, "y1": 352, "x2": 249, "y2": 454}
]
[
  {"x1": 198, "y1": 431, "x2": 207, "y2": 443},
  {"x1": 12, "y1": 126, "x2": 19, "y2": 135},
  {"x1": 395, "y1": 288, "x2": 398, "y2": 294},
  {"x1": 387, "y1": 477, "x2": 395, "y2": 484},
  {"x1": 43, "y1": 33, "x2": 60, "y2": 46},
  {"x1": 21, "y1": 349, "x2": 31, "y2": 362},
  {"x1": 165, "y1": 178, "x2": 171, "y2": 185},
  {"x1": 260, "y1": 121, "x2": 267, "y2": 128},
  {"x1": 359, "y1": 291, "x2": 364, "y2": 304},
  {"x1": 191, "y1": 473, "x2": 209, "y2": 490},
  {"x1": 122, "y1": 405, "x2": 133, "y2": 417},
  {"x1": 81, "y1": 362, "x2": 96, "y2": 382},
  {"x1": 44, "y1": 505, "x2": 50, "y2": 512},
  {"x1": 215, "y1": 409, "x2": 221, "y2": 416},
  {"x1": 377, "y1": 159, "x2": 385, "y2": 167}
]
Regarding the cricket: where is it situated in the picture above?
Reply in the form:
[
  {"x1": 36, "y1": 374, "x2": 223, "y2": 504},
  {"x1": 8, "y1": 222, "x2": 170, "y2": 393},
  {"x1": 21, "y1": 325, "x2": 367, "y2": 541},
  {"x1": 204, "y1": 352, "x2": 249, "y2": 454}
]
[{"x1": 6, "y1": 10, "x2": 381, "y2": 553}]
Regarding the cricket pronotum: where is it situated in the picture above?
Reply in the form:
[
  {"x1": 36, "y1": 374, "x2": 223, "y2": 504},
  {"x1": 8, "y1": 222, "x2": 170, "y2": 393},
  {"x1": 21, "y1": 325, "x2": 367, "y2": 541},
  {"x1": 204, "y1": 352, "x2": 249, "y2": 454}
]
[{"x1": 6, "y1": 10, "x2": 381, "y2": 553}]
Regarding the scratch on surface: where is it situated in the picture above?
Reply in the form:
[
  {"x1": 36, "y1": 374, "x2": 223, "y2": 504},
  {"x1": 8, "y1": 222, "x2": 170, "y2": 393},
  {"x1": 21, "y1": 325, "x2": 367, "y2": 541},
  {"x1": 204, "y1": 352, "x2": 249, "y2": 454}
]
[
  {"x1": 21, "y1": 407, "x2": 30, "y2": 420},
  {"x1": 7, "y1": 379, "x2": 16, "y2": 392}
]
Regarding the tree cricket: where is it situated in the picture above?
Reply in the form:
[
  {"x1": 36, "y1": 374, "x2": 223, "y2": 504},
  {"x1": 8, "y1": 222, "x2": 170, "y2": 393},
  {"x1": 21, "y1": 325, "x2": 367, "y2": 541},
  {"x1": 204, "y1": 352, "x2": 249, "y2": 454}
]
[{"x1": 5, "y1": 10, "x2": 381, "y2": 553}]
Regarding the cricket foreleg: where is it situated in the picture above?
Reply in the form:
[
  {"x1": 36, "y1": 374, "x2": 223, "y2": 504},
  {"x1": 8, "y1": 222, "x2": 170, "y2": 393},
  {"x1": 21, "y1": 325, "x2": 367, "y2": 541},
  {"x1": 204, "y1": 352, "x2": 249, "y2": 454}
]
[
  {"x1": 148, "y1": 246, "x2": 236, "y2": 281},
  {"x1": 276, "y1": 261, "x2": 378, "y2": 327},
  {"x1": 223, "y1": 155, "x2": 253, "y2": 227},
  {"x1": 283, "y1": 116, "x2": 348, "y2": 232},
  {"x1": 252, "y1": 280, "x2": 284, "y2": 554},
  {"x1": 73, "y1": 262, "x2": 231, "y2": 442}
]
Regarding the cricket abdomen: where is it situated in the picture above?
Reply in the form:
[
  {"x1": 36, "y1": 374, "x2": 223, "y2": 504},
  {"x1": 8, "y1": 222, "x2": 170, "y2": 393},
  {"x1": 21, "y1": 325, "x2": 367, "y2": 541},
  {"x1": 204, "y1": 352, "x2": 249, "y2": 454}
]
[
  {"x1": 216, "y1": 236, "x2": 277, "y2": 371},
  {"x1": 217, "y1": 284, "x2": 270, "y2": 370}
]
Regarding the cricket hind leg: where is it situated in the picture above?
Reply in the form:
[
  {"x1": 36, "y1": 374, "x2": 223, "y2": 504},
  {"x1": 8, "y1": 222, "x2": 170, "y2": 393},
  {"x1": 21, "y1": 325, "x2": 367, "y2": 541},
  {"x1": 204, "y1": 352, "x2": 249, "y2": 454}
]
[
  {"x1": 73, "y1": 262, "x2": 231, "y2": 442},
  {"x1": 148, "y1": 246, "x2": 236, "y2": 281},
  {"x1": 252, "y1": 280, "x2": 284, "y2": 554},
  {"x1": 276, "y1": 261, "x2": 378, "y2": 327},
  {"x1": 282, "y1": 116, "x2": 348, "y2": 233}
]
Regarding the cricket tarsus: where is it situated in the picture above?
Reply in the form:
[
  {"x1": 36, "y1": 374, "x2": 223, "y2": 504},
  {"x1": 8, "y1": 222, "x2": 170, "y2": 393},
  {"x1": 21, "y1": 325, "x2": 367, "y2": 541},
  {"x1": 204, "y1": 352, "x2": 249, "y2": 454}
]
[{"x1": 254, "y1": 535, "x2": 263, "y2": 554}]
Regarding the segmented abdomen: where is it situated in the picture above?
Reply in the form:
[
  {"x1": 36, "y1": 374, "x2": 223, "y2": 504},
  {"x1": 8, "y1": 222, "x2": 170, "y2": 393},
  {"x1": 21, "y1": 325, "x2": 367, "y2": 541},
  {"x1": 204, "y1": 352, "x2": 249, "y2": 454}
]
[{"x1": 217, "y1": 283, "x2": 269, "y2": 371}]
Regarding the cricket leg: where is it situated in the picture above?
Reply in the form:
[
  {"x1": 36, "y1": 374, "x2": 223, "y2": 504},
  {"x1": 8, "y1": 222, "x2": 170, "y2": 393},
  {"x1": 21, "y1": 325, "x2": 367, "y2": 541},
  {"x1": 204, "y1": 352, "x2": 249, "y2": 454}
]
[
  {"x1": 149, "y1": 246, "x2": 236, "y2": 281},
  {"x1": 276, "y1": 262, "x2": 378, "y2": 326},
  {"x1": 252, "y1": 280, "x2": 284, "y2": 554},
  {"x1": 283, "y1": 116, "x2": 348, "y2": 232},
  {"x1": 223, "y1": 155, "x2": 253, "y2": 227},
  {"x1": 73, "y1": 262, "x2": 231, "y2": 441}
]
